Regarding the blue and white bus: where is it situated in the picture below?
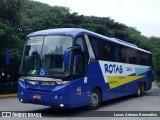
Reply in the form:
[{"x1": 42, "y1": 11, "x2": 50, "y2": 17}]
[{"x1": 18, "y1": 28, "x2": 153, "y2": 109}]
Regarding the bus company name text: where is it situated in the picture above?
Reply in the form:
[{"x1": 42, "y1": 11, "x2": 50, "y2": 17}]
[{"x1": 104, "y1": 64, "x2": 123, "y2": 74}]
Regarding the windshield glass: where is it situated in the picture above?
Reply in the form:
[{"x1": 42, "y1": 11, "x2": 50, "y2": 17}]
[{"x1": 21, "y1": 35, "x2": 72, "y2": 77}]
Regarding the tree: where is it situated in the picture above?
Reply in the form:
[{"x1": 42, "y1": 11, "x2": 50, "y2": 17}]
[
  {"x1": 0, "y1": 19, "x2": 23, "y2": 70},
  {"x1": 0, "y1": 0, "x2": 24, "y2": 26},
  {"x1": 153, "y1": 48, "x2": 160, "y2": 81},
  {"x1": 0, "y1": 0, "x2": 160, "y2": 81}
]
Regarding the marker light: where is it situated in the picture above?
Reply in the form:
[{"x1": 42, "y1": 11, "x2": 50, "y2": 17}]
[
  {"x1": 60, "y1": 104, "x2": 64, "y2": 107},
  {"x1": 20, "y1": 99, "x2": 23, "y2": 102},
  {"x1": 54, "y1": 95, "x2": 58, "y2": 99}
]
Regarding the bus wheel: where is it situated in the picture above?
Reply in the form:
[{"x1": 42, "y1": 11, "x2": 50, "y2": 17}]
[
  {"x1": 88, "y1": 89, "x2": 101, "y2": 110},
  {"x1": 140, "y1": 83, "x2": 145, "y2": 97},
  {"x1": 136, "y1": 83, "x2": 141, "y2": 97}
]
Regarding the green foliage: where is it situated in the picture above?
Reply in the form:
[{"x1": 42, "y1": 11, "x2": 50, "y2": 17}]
[
  {"x1": 0, "y1": 19, "x2": 23, "y2": 70},
  {"x1": 20, "y1": 0, "x2": 70, "y2": 32},
  {"x1": 153, "y1": 48, "x2": 160, "y2": 81},
  {"x1": 0, "y1": 0, "x2": 160, "y2": 80},
  {"x1": 148, "y1": 37, "x2": 160, "y2": 81},
  {"x1": 148, "y1": 37, "x2": 160, "y2": 52},
  {"x1": 0, "y1": 0, "x2": 24, "y2": 26}
]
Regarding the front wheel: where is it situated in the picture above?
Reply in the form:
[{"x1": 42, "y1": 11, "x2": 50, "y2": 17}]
[{"x1": 88, "y1": 89, "x2": 101, "y2": 110}]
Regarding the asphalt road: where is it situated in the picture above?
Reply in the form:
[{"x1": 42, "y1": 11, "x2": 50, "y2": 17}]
[{"x1": 0, "y1": 82, "x2": 160, "y2": 120}]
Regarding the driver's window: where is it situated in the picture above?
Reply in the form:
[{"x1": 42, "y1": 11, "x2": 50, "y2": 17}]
[
  {"x1": 75, "y1": 36, "x2": 88, "y2": 53},
  {"x1": 73, "y1": 36, "x2": 89, "y2": 76}
]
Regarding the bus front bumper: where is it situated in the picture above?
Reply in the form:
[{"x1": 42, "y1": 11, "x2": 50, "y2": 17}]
[
  {"x1": 18, "y1": 90, "x2": 71, "y2": 109},
  {"x1": 18, "y1": 89, "x2": 91, "y2": 109}
]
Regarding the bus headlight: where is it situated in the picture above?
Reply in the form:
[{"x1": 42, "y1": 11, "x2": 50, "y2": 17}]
[
  {"x1": 56, "y1": 81, "x2": 70, "y2": 85},
  {"x1": 19, "y1": 78, "x2": 25, "y2": 82}
]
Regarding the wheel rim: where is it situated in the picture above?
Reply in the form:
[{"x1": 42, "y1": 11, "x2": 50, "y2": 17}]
[
  {"x1": 142, "y1": 85, "x2": 144, "y2": 92},
  {"x1": 142, "y1": 85, "x2": 144, "y2": 94},
  {"x1": 138, "y1": 85, "x2": 140, "y2": 96},
  {"x1": 91, "y1": 92, "x2": 99, "y2": 106}
]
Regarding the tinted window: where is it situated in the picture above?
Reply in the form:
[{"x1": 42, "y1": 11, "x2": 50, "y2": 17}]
[
  {"x1": 120, "y1": 46, "x2": 126, "y2": 62},
  {"x1": 103, "y1": 41, "x2": 117, "y2": 61},
  {"x1": 88, "y1": 35, "x2": 152, "y2": 66},
  {"x1": 89, "y1": 36, "x2": 103, "y2": 59},
  {"x1": 129, "y1": 49, "x2": 137, "y2": 64},
  {"x1": 75, "y1": 36, "x2": 88, "y2": 53},
  {"x1": 75, "y1": 36, "x2": 89, "y2": 73}
]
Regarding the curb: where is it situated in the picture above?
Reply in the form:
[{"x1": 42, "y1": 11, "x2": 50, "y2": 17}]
[{"x1": 0, "y1": 94, "x2": 17, "y2": 98}]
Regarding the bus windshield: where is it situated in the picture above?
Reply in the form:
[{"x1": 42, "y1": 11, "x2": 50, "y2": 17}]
[{"x1": 21, "y1": 35, "x2": 72, "y2": 77}]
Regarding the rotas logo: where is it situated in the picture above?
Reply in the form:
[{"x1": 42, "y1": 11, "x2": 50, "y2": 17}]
[{"x1": 104, "y1": 64, "x2": 123, "y2": 74}]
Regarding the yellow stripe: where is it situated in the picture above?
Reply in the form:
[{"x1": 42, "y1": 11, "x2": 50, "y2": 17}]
[{"x1": 107, "y1": 76, "x2": 144, "y2": 89}]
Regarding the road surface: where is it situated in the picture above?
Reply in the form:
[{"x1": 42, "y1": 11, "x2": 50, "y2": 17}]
[{"x1": 0, "y1": 82, "x2": 160, "y2": 120}]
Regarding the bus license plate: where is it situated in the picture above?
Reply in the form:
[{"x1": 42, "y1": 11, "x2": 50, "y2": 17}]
[{"x1": 33, "y1": 95, "x2": 41, "y2": 99}]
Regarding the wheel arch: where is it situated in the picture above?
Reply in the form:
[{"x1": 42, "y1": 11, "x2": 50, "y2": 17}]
[
  {"x1": 142, "y1": 81, "x2": 146, "y2": 91},
  {"x1": 93, "y1": 86, "x2": 103, "y2": 100}
]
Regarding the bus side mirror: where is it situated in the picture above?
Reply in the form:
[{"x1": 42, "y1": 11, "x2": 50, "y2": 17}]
[{"x1": 64, "y1": 49, "x2": 71, "y2": 65}]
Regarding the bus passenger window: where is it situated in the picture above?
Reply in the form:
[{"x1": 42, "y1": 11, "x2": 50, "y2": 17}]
[
  {"x1": 107, "y1": 42, "x2": 112, "y2": 60},
  {"x1": 139, "y1": 52, "x2": 146, "y2": 65},
  {"x1": 89, "y1": 36, "x2": 104, "y2": 60},
  {"x1": 103, "y1": 41, "x2": 114, "y2": 61},
  {"x1": 125, "y1": 47, "x2": 130, "y2": 63},
  {"x1": 98, "y1": 40, "x2": 103, "y2": 59},
  {"x1": 89, "y1": 36, "x2": 98, "y2": 58},
  {"x1": 112, "y1": 44, "x2": 118, "y2": 61},
  {"x1": 120, "y1": 47, "x2": 126, "y2": 62},
  {"x1": 129, "y1": 49, "x2": 136, "y2": 64}
]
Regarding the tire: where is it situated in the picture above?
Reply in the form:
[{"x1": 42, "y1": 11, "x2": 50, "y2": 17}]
[
  {"x1": 136, "y1": 83, "x2": 144, "y2": 97},
  {"x1": 136, "y1": 83, "x2": 141, "y2": 97},
  {"x1": 88, "y1": 89, "x2": 101, "y2": 110},
  {"x1": 140, "y1": 83, "x2": 144, "y2": 97}
]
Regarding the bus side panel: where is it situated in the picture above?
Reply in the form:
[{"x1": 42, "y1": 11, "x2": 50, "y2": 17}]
[
  {"x1": 85, "y1": 61, "x2": 110, "y2": 101},
  {"x1": 145, "y1": 70, "x2": 153, "y2": 90},
  {"x1": 68, "y1": 78, "x2": 91, "y2": 108},
  {"x1": 97, "y1": 61, "x2": 153, "y2": 101},
  {"x1": 84, "y1": 60, "x2": 127, "y2": 101}
]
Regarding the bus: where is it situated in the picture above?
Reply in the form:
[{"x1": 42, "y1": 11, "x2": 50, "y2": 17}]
[{"x1": 18, "y1": 28, "x2": 153, "y2": 109}]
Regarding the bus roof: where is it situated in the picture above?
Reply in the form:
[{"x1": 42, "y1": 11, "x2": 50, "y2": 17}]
[{"x1": 27, "y1": 28, "x2": 151, "y2": 54}]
